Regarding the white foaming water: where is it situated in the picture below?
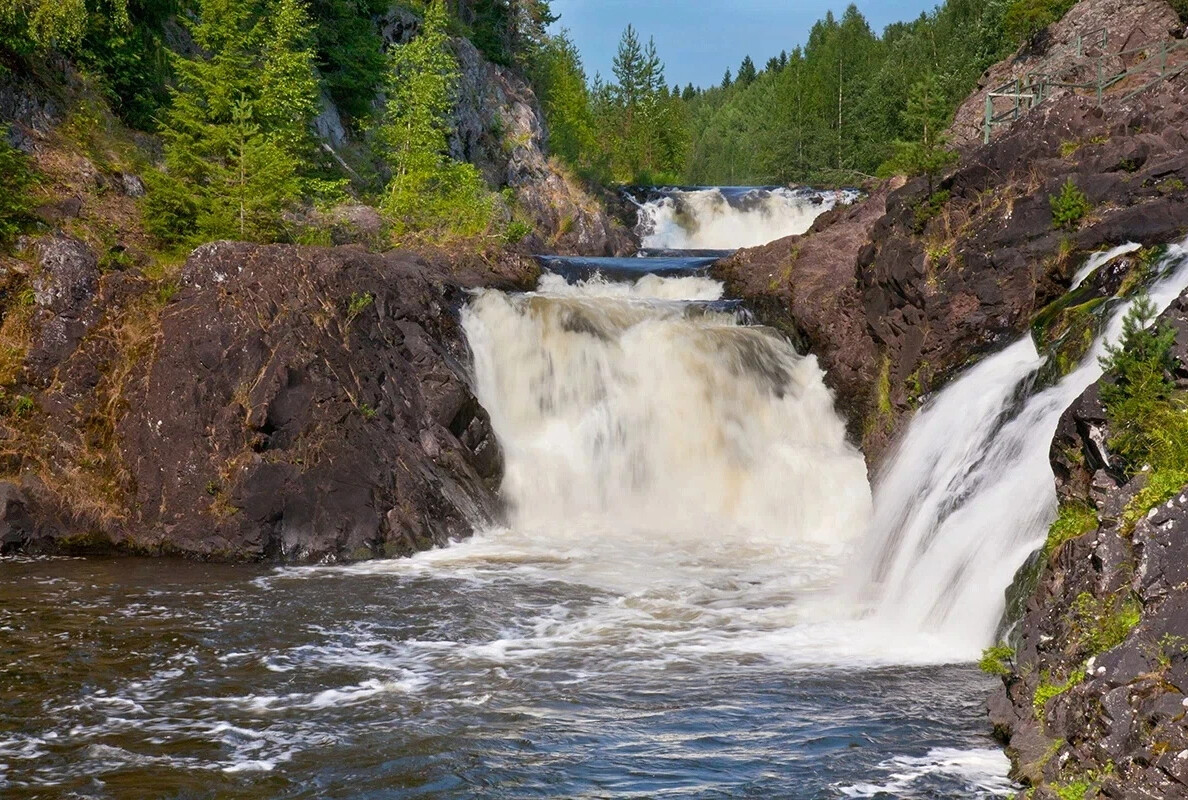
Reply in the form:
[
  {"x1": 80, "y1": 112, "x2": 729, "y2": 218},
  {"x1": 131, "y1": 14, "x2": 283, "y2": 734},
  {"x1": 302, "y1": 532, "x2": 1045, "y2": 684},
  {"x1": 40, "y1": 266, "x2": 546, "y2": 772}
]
[
  {"x1": 455, "y1": 272, "x2": 873, "y2": 659},
  {"x1": 849, "y1": 240, "x2": 1188, "y2": 659},
  {"x1": 534, "y1": 271, "x2": 724, "y2": 301},
  {"x1": 1070, "y1": 242, "x2": 1141, "y2": 288},
  {"x1": 638, "y1": 187, "x2": 851, "y2": 250},
  {"x1": 839, "y1": 747, "x2": 1014, "y2": 798}
]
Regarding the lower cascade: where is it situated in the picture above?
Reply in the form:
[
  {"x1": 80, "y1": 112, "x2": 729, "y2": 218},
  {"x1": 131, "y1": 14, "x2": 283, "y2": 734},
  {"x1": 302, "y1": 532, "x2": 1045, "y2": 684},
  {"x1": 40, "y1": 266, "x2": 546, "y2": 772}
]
[{"x1": 462, "y1": 271, "x2": 872, "y2": 604}]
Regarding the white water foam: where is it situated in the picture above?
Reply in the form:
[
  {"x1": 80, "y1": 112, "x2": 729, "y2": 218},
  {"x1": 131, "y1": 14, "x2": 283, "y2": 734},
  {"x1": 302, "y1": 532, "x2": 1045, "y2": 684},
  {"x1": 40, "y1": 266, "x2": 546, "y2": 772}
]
[
  {"x1": 1070, "y1": 242, "x2": 1141, "y2": 288},
  {"x1": 638, "y1": 187, "x2": 851, "y2": 250},
  {"x1": 848, "y1": 240, "x2": 1188, "y2": 659},
  {"x1": 839, "y1": 747, "x2": 1014, "y2": 798}
]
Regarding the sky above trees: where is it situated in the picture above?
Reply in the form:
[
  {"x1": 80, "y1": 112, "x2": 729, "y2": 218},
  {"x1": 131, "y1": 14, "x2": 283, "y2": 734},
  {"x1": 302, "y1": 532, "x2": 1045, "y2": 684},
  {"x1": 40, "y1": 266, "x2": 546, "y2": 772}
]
[{"x1": 550, "y1": 0, "x2": 940, "y2": 88}]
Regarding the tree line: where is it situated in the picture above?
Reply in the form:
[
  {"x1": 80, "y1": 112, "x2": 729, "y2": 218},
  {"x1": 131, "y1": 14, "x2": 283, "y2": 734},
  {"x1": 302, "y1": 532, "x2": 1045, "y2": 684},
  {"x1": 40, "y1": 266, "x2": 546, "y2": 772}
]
[{"x1": 531, "y1": 0, "x2": 1159, "y2": 187}]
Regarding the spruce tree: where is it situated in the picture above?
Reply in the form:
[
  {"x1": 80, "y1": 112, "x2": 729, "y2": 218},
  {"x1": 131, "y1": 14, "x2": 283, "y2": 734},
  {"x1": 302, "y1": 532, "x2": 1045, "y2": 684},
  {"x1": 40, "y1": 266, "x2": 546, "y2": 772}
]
[
  {"x1": 379, "y1": 0, "x2": 491, "y2": 236},
  {"x1": 737, "y1": 55, "x2": 757, "y2": 85},
  {"x1": 152, "y1": 0, "x2": 319, "y2": 243}
]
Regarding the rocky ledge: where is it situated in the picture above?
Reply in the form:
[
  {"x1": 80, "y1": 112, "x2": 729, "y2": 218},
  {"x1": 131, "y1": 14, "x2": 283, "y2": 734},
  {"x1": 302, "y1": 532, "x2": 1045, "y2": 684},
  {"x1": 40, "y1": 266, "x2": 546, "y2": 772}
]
[
  {"x1": 0, "y1": 241, "x2": 535, "y2": 561},
  {"x1": 989, "y1": 290, "x2": 1188, "y2": 798},
  {"x1": 717, "y1": 0, "x2": 1188, "y2": 467}
]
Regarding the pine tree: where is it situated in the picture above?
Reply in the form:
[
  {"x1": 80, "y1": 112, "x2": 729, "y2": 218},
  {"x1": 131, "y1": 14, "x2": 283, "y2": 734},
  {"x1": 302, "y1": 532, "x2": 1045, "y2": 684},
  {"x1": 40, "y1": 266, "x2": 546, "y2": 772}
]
[
  {"x1": 880, "y1": 71, "x2": 958, "y2": 191},
  {"x1": 533, "y1": 29, "x2": 596, "y2": 169},
  {"x1": 721, "y1": 68, "x2": 732, "y2": 89}
]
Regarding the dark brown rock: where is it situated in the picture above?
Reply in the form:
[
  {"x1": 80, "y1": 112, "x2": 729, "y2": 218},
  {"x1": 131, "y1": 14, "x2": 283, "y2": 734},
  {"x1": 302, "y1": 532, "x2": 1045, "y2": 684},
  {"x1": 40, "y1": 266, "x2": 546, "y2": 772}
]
[{"x1": 4, "y1": 242, "x2": 536, "y2": 562}]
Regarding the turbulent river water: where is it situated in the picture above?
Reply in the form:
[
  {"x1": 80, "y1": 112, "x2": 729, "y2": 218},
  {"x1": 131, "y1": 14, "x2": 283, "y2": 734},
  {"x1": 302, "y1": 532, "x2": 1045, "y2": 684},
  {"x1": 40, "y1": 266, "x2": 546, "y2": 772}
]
[{"x1": 20, "y1": 186, "x2": 1176, "y2": 798}]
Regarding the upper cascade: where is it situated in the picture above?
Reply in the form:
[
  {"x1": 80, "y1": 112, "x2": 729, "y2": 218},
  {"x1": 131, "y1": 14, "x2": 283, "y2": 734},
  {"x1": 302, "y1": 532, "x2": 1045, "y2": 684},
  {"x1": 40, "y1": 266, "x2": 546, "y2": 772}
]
[{"x1": 633, "y1": 187, "x2": 857, "y2": 250}]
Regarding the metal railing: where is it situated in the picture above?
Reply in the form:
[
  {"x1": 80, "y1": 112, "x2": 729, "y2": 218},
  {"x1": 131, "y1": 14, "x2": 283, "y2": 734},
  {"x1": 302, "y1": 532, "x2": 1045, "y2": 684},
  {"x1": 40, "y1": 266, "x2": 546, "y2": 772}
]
[{"x1": 982, "y1": 30, "x2": 1188, "y2": 143}]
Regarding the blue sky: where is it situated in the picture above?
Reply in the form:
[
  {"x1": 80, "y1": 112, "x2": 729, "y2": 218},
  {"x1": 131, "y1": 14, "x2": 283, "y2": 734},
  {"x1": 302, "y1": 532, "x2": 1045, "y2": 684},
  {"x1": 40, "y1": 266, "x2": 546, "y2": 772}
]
[{"x1": 549, "y1": 1, "x2": 939, "y2": 89}]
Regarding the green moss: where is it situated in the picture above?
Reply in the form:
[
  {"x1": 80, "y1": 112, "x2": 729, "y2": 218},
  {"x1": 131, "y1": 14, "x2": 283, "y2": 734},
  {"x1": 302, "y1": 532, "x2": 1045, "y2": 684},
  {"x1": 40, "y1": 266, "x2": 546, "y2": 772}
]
[
  {"x1": 1044, "y1": 502, "x2": 1098, "y2": 558},
  {"x1": 1122, "y1": 466, "x2": 1188, "y2": 532},
  {"x1": 1034, "y1": 667, "x2": 1086, "y2": 716},
  {"x1": 1053, "y1": 778, "x2": 1093, "y2": 800}
]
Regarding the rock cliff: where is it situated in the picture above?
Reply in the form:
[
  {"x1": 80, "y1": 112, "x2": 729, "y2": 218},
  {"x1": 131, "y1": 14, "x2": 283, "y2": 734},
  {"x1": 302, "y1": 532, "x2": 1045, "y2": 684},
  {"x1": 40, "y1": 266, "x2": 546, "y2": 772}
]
[{"x1": 0, "y1": 242, "x2": 536, "y2": 561}]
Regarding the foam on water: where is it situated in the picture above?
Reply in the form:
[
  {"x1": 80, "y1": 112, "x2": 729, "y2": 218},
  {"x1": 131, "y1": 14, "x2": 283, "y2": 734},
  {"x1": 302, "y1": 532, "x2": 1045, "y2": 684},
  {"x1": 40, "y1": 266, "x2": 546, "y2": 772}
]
[{"x1": 637, "y1": 187, "x2": 853, "y2": 250}]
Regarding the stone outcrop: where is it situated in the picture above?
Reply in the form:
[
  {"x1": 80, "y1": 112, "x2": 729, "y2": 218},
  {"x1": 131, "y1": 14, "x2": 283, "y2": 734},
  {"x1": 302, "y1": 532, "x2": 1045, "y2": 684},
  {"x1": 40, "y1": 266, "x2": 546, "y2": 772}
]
[
  {"x1": 948, "y1": 0, "x2": 1183, "y2": 150},
  {"x1": 447, "y1": 37, "x2": 635, "y2": 256},
  {"x1": 369, "y1": 8, "x2": 634, "y2": 257},
  {"x1": 988, "y1": 291, "x2": 1188, "y2": 799},
  {"x1": 0, "y1": 243, "x2": 537, "y2": 561},
  {"x1": 722, "y1": 10, "x2": 1188, "y2": 466}
]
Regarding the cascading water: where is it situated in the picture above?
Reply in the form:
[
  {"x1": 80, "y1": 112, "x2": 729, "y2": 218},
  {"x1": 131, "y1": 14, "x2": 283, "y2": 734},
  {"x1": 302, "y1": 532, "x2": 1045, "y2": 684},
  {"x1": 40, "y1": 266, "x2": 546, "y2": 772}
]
[
  {"x1": 635, "y1": 186, "x2": 856, "y2": 250},
  {"x1": 851, "y1": 240, "x2": 1188, "y2": 659},
  {"x1": 461, "y1": 272, "x2": 871, "y2": 603}
]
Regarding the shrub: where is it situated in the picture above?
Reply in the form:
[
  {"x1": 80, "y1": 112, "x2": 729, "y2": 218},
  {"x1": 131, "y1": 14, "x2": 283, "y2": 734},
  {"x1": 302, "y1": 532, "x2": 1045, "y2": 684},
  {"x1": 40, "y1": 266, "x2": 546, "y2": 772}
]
[
  {"x1": 1073, "y1": 591, "x2": 1141, "y2": 654},
  {"x1": 0, "y1": 131, "x2": 37, "y2": 247},
  {"x1": 1044, "y1": 502, "x2": 1098, "y2": 558},
  {"x1": 1050, "y1": 178, "x2": 1091, "y2": 230},
  {"x1": 504, "y1": 219, "x2": 533, "y2": 245},
  {"x1": 979, "y1": 645, "x2": 1015, "y2": 676},
  {"x1": 1002, "y1": 0, "x2": 1077, "y2": 42}
]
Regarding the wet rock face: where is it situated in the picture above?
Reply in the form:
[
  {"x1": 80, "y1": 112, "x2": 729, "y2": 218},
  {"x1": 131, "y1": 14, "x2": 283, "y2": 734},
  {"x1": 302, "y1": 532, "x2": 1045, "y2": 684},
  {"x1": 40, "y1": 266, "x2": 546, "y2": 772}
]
[
  {"x1": 7, "y1": 243, "x2": 535, "y2": 562},
  {"x1": 990, "y1": 290, "x2": 1188, "y2": 798}
]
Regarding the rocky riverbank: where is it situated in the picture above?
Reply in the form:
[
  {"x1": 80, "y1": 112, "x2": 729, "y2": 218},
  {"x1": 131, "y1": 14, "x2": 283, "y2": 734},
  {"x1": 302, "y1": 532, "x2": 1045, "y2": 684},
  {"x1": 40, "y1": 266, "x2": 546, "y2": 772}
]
[
  {"x1": 0, "y1": 240, "x2": 535, "y2": 561},
  {"x1": 986, "y1": 287, "x2": 1188, "y2": 798}
]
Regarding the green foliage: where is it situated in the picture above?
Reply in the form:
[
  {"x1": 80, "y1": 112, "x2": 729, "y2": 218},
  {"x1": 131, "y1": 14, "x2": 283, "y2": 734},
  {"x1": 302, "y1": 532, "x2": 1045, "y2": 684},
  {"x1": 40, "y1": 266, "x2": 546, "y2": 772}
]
[
  {"x1": 1051, "y1": 778, "x2": 1093, "y2": 800},
  {"x1": 1172, "y1": 0, "x2": 1188, "y2": 26},
  {"x1": 1050, "y1": 179, "x2": 1091, "y2": 230},
  {"x1": 1002, "y1": 0, "x2": 1076, "y2": 42},
  {"x1": 532, "y1": 30, "x2": 599, "y2": 174},
  {"x1": 308, "y1": 0, "x2": 386, "y2": 121},
  {"x1": 504, "y1": 219, "x2": 532, "y2": 245},
  {"x1": 149, "y1": 0, "x2": 319, "y2": 244},
  {"x1": 379, "y1": 0, "x2": 493, "y2": 237},
  {"x1": 1033, "y1": 667, "x2": 1085, "y2": 715},
  {"x1": 1095, "y1": 293, "x2": 1188, "y2": 530},
  {"x1": 1044, "y1": 502, "x2": 1098, "y2": 558},
  {"x1": 978, "y1": 644, "x2": 1015, "y2": 677},
  {"x1": 683, "y1": 0, "x2": 1011, "y2": 184},
  {"x1": 345, "y1": 290, "x2": 372, "y2": 320},
  {"x1": 463, "y1": 0, "x2": 555, "y2": 67},
  {"x1": 1099, "y1": 294, "x2": 1179, "y2": 471},
  {"x1": 0, "y1": 0, "x2": 125, "y2": 53},
  {"x1": 74, "y1": 0, "x2": 175, "y2": 128},
  {"x1": 0, "y1": 132, "x2": 37, "y2": 247},
  {"x1": 1073, "y1": 591, "x2": 1141, "y2": 654},
  {"x1": 879, "y1": 72, "x2": 959, "y2": 190},
  {"x1": 913, "y1": 190, "x2": 950, "y2": 233}
]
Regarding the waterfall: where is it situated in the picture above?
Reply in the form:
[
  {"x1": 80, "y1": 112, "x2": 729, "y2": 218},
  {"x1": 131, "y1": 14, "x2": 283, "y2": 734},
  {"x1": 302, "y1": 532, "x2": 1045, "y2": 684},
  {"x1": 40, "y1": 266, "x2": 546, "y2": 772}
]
[
  {"x1": 635, "y1": 187, "x2": 856, "y2": 250},
  {"x1": 850, "y1": 241, "x2": 1188, "y2": 658},
  {"x1": 462, "y1": 273, "x2": 872, "y2": 594}
]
